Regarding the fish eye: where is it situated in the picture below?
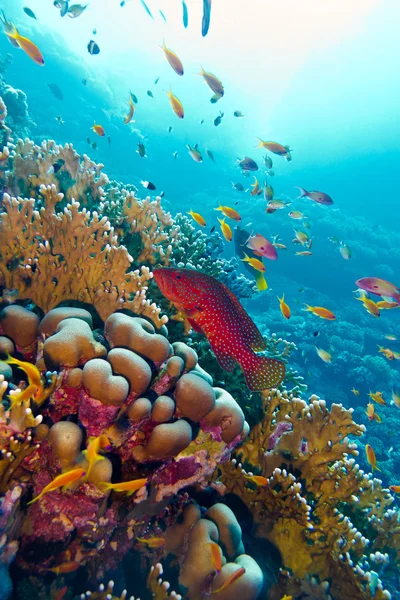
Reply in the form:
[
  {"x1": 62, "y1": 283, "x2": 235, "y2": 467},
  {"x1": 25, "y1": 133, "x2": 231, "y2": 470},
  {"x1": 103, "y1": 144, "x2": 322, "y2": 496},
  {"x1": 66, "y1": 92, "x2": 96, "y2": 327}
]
[{"x1": 175, "y1": 274, "x2": 181, "y2": 279}]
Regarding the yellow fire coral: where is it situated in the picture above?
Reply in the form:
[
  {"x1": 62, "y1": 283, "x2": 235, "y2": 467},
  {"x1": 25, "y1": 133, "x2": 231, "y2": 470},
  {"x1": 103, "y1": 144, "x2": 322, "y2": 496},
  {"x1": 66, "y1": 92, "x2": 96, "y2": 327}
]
[
  {"x1": 216, "y1": 389, "x2": 394, "y2": 600},
  {"x1": 0, "y1": 186, "x2": 167, "y2": 327},
  {"x1": 122, "y1": 193, "x2": 180, "y2": 265}
]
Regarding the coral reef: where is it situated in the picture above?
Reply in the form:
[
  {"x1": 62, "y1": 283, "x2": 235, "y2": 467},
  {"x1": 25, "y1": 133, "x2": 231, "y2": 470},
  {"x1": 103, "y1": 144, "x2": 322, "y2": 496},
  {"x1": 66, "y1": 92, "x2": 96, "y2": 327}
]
[
  {"x1": 0, "y1": 305, "x2": 248, "y2": 599},
  {"x1": 215, "y1": 389, "x2": 398, "y2": 600}
]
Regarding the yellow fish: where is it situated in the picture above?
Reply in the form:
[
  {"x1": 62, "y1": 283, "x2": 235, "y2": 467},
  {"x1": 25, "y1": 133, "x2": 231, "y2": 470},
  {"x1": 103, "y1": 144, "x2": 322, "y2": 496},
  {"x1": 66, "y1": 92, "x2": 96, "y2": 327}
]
[
  {"x1": 392, "y1": 386, "x2": 400, "y2": 408},
  {"x1": 211, "y1": 568, "x2": 246, "y2": 595},
  {"x1": 356, "y1": 294, "x2": 380, "y2": 318},
  {"x1": 187, "y1": 210, "x2": 206, "y2": 227},
  {"x1": 378, "y1": 345, "x2": 395, "y2": 360},
  {"x1": 365, "y1": 444, "x2": 381, "y2": 472},
  {"x1": 368, "y1": 391, "x2": 386, "y2": 406},
  {"x1": 315, "y1": 346, "x2": 331, "y2": 363},
  {"x1": 241, "y1": 253, "x2": 265, "y2": 272},
  {"x1": 82, "y1": 434, "x2": 110, "y2": 479},
  {"x1": 159, "y1": 40, "x2": 184, "y2": 75},
  {"x1": 28, "y1": 468, "x2": 86, "y2": 505},
  {"x1": 165, "y1": 86, "x2": 184, "y2": 119},
  {"x1": 92, "y1": 122, "x2": 105, "y2": 136},
  {"x1": 123, "y1": 97, "x2": 135, "y2": 124},
  {"x1": 5, "y1": 354, "x2": 44, "y2": 408},
  {"x1": 99, "y1": 477, "x2": 148, "y2": 496},
  {"x1": 214, "y1": 205, "x2": 241, "y2": 221},
  {"x1": 250, "y1": 177, "x2": 260, "y2": 197},
  {"x1": 1, "y1": 15, "x2": 44, "y2": 65},
  {"x1": 244, "y1": 474, "x2": 268, "y2": 486},
  {"x1": 389, "y1": 485, "x2": 400, "y2": 493},
  {"x1": 137, "y1": 536, "x2": 166, "y2": 548},
  {"x1": 351, "y1": 387, "x2": 360, "y2": 396},
  {"x1": 376, "y1": 300, "x2": 399, "y2": 309},
  {"x1": 278, "y1": 294, "x2": 291, "y2": 319},
  {"x1": 304, "y1": 305, "x2": 336, "y2": 320},
  {"x1": 218, "y1": 218, "x2": 232, "y2": 242},
  {"x1": 197, "y1": 67, "x2": 224, "y2": 96}
]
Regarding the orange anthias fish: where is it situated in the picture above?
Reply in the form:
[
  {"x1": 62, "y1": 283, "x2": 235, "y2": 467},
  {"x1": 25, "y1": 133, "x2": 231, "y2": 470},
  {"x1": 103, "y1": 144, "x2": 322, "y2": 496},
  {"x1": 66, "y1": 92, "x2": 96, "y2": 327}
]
[
  {"x1": 366, "y1": 402, "x2": 381, "y2": 423},
  {"x1": 1, "y1": 13, "x2": 44, "y2": 65},
  {"x1": 137, "y1": 536, "x2": 166, "y2": 548},
  {"x1": 197, "y1": 67, "x2": 224, "y2": 96},
  {"x1": 159, "y1": 40, "x2": 184, "y2": 75},
  {"x1": 211, "y1": 567, "x2": 246, "y2": 595},
  {"x1": 92, "y1": 122, "x2": 105, "y2": 136},
  {"x1": 47, "y1": 561, "x2": 81, "y2": 575},
  {"x1": 241, "y1": 253, "x2": 265, "y2": 272},
  {"x1": 356, "y1": 294, "x2": 380, "y2": 318},
  {"x1": 153, "y1": 268, "x2": 285, "y2": 391},
  {"x1": 5, "y1": 354, "x2": 44, "y2": 408},
  {"x1": 389, "y1": 485, "x2": 400, "y2": 493},
  {"x1": 378, "y1": 346, "x2": 395, "y2": 360},
  {"x1": 209, "y1": 542, "x2": 222, "y2": 573},
  {"x1": 244, "y1": 474, "x2": 268, "y2": 486},
  {"x1": 368, "y1": 391, "x2": 386, "y2": 406},
  {"x1": 165, "y1": 86, "x2": 184, "y2": 118},
  {"x1": 28, "y1": 468, "x2": 86, "y2": 505},
  {"x1": 124, "y1": 97, "x2": 135, "y2": 124},
  {"x1": 278, "y1": 294, "x2": 290, "y2": 319},
  {"x1": 365, "y1": 444, "x2": 381, "y2": 472},
  {"x1": 83, "y1": 434, "x2": 110, "y2": 479},
  {"x1": 187, "y1": 209, "x2": 206, "y2": 227},
  {"x1": 214, "y1": 205, "x2": 241, "y2": 221},
  {"x1": 218, "y1": 218, "x2": 233, "y2": 242},
  {"x1": 99, "y1": 477, "x2": 148, "y2": 496},
  {"x1": 304, "y1": 305, "x2": 336, "y2": 320},
  {"x1": 351, "y1": 387, "x2": 360, "y2": 396},
  {"x1": 376, "y1": 300, "x2": 399, "y2": 309},
  {"x1": 256, "y1": 139, "x2": 292, "y2": 160}
]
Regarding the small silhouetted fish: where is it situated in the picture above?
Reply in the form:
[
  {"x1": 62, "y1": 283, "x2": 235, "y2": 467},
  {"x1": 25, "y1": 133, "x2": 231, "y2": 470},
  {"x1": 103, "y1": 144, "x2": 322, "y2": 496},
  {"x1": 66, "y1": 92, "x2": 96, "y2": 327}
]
[
  {"x1": 210, "y1": 225, "x2": 215, "y2": 233},
  {"x1": 313, "y1": 331, "x2": 319, "y2": 337},
  {"x1": 206, "y1": 149, "x2": 215, "y2": 162},
  {"x1": 137, "y1": 142, "x2": 146, "y2": 157},
  {"x1": 182, "y1": 0, "x2": 188, "y2": 27},
  {"x1": 120, "y1": 0, "x2": 125, "y2": 6},
  {"x1": 86, "y1": 137, "x2": 91, "y2": 144},
  {"x1": 200, "y1": 119, "x2": 204, "y2": 125},
  {"x1": 82, "y1": 78, "x2": 87, "y2": 86},
  {"x1": 210, "y1": 93, "x2": 222, "y2": 104},
  {"x1": 140, "y1": 0, "x2": 153, "y2": 19},
  {"x1": 130, "y1": 91, "x2": 138, "y2": 104},
  {"x1": 87, "y1": 40, "x2": 100, "y2": 55},
  {"x1": 154, "y1": 76, "x2": 160, "y2": 84},
  {"x1": 107, "y1": 136, "x2": 111, "y2": 145},
  {"x1": 234, "y1": 201, "x2": 238, "y2": 205},
  {"x1": 172, "y1": 151, "x2": 178, "y2": 159},
  {"x1": 202, "y1": 0, "x2": 211, "y2": 37},
  {"x1": 213, "y1": 111, "x2": 224, "y2": 127},
  {"x1": 92, "y1": 28, "x2": 97, "y2": 34},
  {"x1": 159, "y1": 9, "x2": 166, "y2": 22},
  {"x1": 232, "y1": 182, "x2": 244, "y2": 191},
  {"x1": 23, "y1": 7, "x2": 37, "y2": 19},
  {"x1": 147, "y1": 90, "x2": 154, "y2": 98},
  {"x1": 234, "y1": 110, "x2": 245, "y2": 117},
  {"x1": 92, "y1": 142, "x2": 97, "y2": 149},
  {"x1": 53, "y1": 159, "x2": 65, "y2": 173},
  {"x1": 238, "y1": 157, "x2": 258, "y2": 171},
  {"x1": 141, "y1": 180, "x2": 156, "y2": 190},
  {"x1": 48, "y1": 82, "x2": 63, "y2": 101},
  {"x1": 168, "y1": 126, "x2": 172, "y2": 133},
  {"x1": 160, "y1": 191, "x2": 165, "y2": 197}
]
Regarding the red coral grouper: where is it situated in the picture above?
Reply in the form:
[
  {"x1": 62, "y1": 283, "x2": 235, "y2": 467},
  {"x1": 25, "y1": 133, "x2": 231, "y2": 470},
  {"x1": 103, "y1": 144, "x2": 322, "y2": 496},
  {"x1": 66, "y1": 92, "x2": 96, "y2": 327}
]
[{"x1": 153, "y1": 268, "x2": 285, "y2": 391}]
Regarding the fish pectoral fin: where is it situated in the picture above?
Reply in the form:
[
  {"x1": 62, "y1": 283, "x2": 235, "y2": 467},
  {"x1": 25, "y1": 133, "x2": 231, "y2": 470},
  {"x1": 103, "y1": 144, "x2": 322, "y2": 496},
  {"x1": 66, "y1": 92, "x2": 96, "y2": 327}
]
[{"x1": 186, "y1": 317, "x2": 204, "y2": 334}]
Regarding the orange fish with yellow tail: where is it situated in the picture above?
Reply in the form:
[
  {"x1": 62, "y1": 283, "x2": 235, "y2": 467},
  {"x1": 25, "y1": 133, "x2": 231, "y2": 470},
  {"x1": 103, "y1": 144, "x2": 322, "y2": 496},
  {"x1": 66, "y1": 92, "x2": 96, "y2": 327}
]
[
  {"x1": 365, "y1": 444, "x2": 381, "y2": 472},
  {"x1": 153, "y1": 268, "x2": 285, "y2": 391},
  {"x1": 28, "y1": 468, "x2": 86, "y2": 505}
]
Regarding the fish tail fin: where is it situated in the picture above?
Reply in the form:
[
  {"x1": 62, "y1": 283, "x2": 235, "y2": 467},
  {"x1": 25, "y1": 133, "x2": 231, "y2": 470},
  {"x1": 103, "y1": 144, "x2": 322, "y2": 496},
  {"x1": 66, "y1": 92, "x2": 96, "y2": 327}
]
[
  {"x1": 214, "y1": 205, "x2": 222, "y2": 212},
  {"x1": 303, "y1": 304, "x2": 312, "y2": 312},
  {"x1": 278, "y1": 294, "x2": 284, "y2": 303},
  {"x1": 296, "y1": 186, "x2": 308, "y2": 198},
  {"x1": 98, "y1": 481, "x2": 111, "y2": 491},
  {"x1": 375, "y1": 465, "x2": 382, "y2": 472},
  {"x1": 243, "y1": 350, "x2": 285, "y2": 391},
  {"x1": 197, "y1": 66, "x2": 205, "y2": 76},
  {"x1": 256, "y1": 138, "x2": 264, "y2": 148},
  {"x1": 255, "y1": 273, "x2": 268, "y2": 291}
]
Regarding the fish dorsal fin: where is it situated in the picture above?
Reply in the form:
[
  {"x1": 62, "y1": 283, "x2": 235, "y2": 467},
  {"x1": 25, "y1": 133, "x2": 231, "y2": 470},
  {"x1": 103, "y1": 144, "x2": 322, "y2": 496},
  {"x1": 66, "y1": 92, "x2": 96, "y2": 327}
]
[{"x1": 219, "y1": 281, "x2": 267, "y2": 352}]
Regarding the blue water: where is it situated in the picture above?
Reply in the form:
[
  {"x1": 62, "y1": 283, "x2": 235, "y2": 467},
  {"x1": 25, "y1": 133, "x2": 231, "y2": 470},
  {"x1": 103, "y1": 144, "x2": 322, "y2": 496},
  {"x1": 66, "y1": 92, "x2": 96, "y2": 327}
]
[{"x1": 1, "y1": 0, "x2": 400, "y2": 592}]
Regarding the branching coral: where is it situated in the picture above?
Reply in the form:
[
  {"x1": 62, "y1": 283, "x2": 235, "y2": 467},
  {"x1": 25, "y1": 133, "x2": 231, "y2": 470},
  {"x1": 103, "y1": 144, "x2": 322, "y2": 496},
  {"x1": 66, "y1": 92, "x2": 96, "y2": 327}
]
[
  {"x1": 0, "y1": 187, "x2": 166, "y2": 326},
  {"x1": 215, "y1": 389, "x2": 395, "y2": 600}
]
